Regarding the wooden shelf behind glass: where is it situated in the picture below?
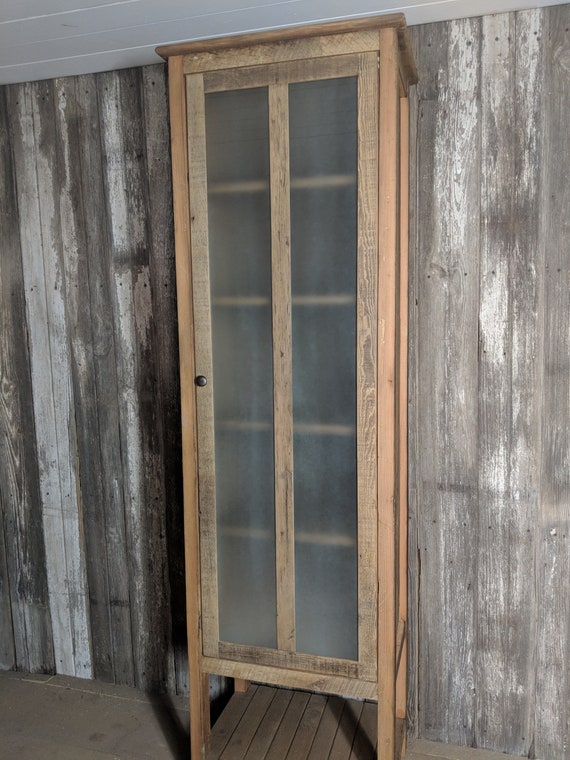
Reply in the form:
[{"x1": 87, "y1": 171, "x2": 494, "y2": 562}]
[{"x1": 208, "y1": 173, "x2": 356, "y2": 195}]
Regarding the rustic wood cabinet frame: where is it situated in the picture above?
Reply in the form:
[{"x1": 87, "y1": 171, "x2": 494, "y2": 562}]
[{"x1": 158, "y1": 15, "x2": 416, "y2": 759}]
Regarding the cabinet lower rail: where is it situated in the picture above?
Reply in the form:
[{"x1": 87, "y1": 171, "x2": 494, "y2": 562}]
[{"x1": 202, "y1": 656, "x2": 378, "y2": 700}]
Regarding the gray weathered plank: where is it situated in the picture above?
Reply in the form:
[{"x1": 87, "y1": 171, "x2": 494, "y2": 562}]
[
  {"x1": 414, "y1": 17, "x2": 480, "y2": 746},
  {"x1": 476, "y1": 10, "x2": 543, "y2": 755},
  {"x1": 406, "y1": 24, "x2": 421, "y2": 740},
  {"x1": 0, "y1": 85, "x2": 54, "y2": 674},
  {"x1": 74, "y1": 72, "x2": 135, "y2": 687},
  {"x1": 535, "y1": 6, "x2": 570, "y2": 759},
  {"x1": 141, "y1": 64, "x2": 188, "y2": 695},
  {"x1": 98, "y1": 67, "x2": 175, "y2": 693},
  {"x1": 7, "y1": 79, "x2": 92, "y2": 678},
  {"x1": 53, "y1": 73, "x2": 115, "y2": 684}
]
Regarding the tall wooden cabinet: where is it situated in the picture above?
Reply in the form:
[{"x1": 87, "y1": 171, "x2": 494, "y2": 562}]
[{"x1": 158, "y1": 15, "x2": 416, "y2": 759}]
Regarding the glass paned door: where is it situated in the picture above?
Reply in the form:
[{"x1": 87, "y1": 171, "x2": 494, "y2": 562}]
[{"x1": 188, "y1": 53, "x2": 378, "y2": 677}]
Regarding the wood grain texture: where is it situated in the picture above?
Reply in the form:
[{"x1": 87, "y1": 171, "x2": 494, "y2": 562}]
[
  {"x1": 73, "y1": 73, "x2": 136, "y2": 688},
  {"x1": 377, "y1": 26, "x2": 400, "y2": 759},
  {"x1": 268, "y1": 82, "x2": 295, "y2": 654},
  {"x1": 406, "y1": 29, "x2": 421, "y2": 738},
  {"x1": 0, "y1": 85, "x2": 54, "y2": 674},
  {"x1": 182, "y1": 30, "x2": 381, "y2": 76},
  {"x1": 53, "y1": 73, "x2": 116, "y2": 684},
  {"x1": 477, "y1": 11, "x2": 543, "y2": 755},
  {"x1": 141, "y1": 64, "x2": 188, "y2": 695},
  {"x1": 98, "y1": 67, "x2": 177, "y2": 693},
  {"x1": 396, "y1": 93, "x2": 410, "y2": 732},
  {"x1": 411, "y1": 17, "x2": 481, "y2": 746},
  {"x1": 409, "y1": 8, "x2": 570, "y2": 758},
  {"x1": 157, "y1": 13, "x2": 417, "y2": 86},
  {"x1": 356, "y1": 52, "x2": 379, "y2": 676},
  {"x1": 1, "y1": 64, "x2": 189, "y2": 696},
  {"x1": 201, "y1": 656, "x2": 377, "y2": 700},
  {"x1": 8, "y1": 79, "x2": 93, "y2": 679},
  {"x1": 536, "y1": 7, "x2": 570, "y2": 759},
  {"x1": 185, "y1": 71, "x2": 220, "y2": 658}
]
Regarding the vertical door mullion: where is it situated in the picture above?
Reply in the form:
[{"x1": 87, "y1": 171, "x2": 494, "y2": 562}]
[
  {"x1": 356, "y1": 52, "x2": 380, "y2": 675},
  {"x1": 269, "y1": 83, "x2": 296, "y2": 652}
]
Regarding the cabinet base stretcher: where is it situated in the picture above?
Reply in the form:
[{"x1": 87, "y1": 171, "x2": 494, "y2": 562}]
[{"x1": 206, "y1": 682, "x2": 406, "y2": 760}]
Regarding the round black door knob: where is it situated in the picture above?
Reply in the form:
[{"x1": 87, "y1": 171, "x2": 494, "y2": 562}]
[{"x1": 195, "y1": 375, "x2": 208, "y2": 387}]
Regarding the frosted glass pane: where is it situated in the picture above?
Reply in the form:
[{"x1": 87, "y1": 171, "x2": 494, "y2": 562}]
[
  {"x1": 205, "y1": 88, "x2": 276, "y2": 648},
  {"x1": 289, "y1": 78, "x2": 358, "y2": 660}
]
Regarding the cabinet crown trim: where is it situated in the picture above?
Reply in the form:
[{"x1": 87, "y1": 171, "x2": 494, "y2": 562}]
[{"x1": 156, "y1": 13, "x2": 417, "y2": 87}]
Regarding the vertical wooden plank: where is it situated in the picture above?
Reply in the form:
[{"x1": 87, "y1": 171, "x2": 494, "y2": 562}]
[
  {"x1": 74, "y1": 73, "x2": 134, "y2": 687},
  {"x1": 7, "y1": 79, "x2": 93, "y2": 679},
  {"x1": 377, "y1": 26, "x2": 399, "y2": 759},
  {"x1": 476, "y1": 10, "x2": 542, "y2": 755},
  {"x1": 169, "y1": 57, "x2": 210, "y2": 757},
  {"x1": 356, "y1": 52, "x2": 379, "y2": 673},
  {"x1": 415, "y1": 18, "x2": 480, "y2": 745},
  {"x1": 98, "y1": 67, "x2": 174, "y2": 692},
  {"x1": 536, "y1": 6, "x2": 570, "y2": 759},
  {"x1": 0, "y1": 84, "x2": 54, "y2": 674},
  {"x1": 141, "y1": 63, "x2": 188, "y2": 695},
  {"x1": 406, "y1": 25, "x2": 421, "y2": 739},
  {"x1": 52, "y1": 74, "x2": 115, "y2": 684},
  {"x1": 185, "y1": 70, "x2": 220, "y2": 660},
  {"x1": 268, "y1": 82, "x2": 295, "y2": 653},
  {"x1": 396, "y1": 93, "x2": 409, "y2": 736}
]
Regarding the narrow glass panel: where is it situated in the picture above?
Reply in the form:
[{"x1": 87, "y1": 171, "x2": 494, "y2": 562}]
[
  {"x1": 289, "y1": 77, "x2": 358, "y2": 660},
  {"x1": 205, "y1": 88, "x2": 276, "y2": 648}
]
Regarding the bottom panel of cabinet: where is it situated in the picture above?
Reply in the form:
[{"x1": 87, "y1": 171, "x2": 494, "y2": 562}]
[{"x1": 207, "y1": 683, "x2": 406, "y2": 760}]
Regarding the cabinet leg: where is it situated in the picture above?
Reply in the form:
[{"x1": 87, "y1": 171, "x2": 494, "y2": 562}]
[{"x1": 190, "y1": 672, "x2": 210, "y2": 758}]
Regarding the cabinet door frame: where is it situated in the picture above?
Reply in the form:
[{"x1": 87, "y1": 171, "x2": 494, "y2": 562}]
[{"x1": 185, "y1": 52, "x2": 379, "y2": 687}]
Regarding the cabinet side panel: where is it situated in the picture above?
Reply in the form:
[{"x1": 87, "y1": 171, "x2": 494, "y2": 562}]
[
  {"x1": 168, "y1": 58, "x2": 209, "y2": 756},
  {"x1": 377, "y1": 27, "x2": 400, "y2": 759},
  {"x1": 396, "y1": 94, "x2": 409, "y2": 734}
]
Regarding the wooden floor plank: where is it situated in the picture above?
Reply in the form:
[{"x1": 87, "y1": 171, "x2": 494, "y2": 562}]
[
  {"x1": 264, "y1": 690, "x2": 311, "y2": 760},
  {"x1": 286, "y1": 693, "x2": 328, "y2": 757},
  {"x1": 220, "y1": 686, "x2": 277, "y2": 759},
  {"x1": 348, "y1": 700, "x2": 377, "y2": 760},
  {"x1": 307, "y1": 696, "x2": 345, "y2": 759},
  {"x1": 244, "y1": 687, "x2": 293, "y2": 759},
  {"x1": 328, "y1": 698, "x2": 364, "y2": 759},
  {"x1": 208, "y1": 685, "x2": 258, "y2": 758},
  {"x1": 207, "y1": 688, "x2": 514, "y2": 760}
]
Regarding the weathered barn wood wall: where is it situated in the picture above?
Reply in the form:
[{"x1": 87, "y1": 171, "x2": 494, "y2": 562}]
[
  {"x1": 0, "y1": 64, "x2": 189, "y2": 694},
  {"x1": 408, "y1": 6, "x2": 570, "y2": 758},
  {"x1": 0, "y1": 4, "x2": 568, "y2": 756}
]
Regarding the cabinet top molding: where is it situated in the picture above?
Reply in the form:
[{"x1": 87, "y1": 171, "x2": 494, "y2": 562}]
[{"x1": 156, "y1": 13, "x2": 417, "y2": 87}]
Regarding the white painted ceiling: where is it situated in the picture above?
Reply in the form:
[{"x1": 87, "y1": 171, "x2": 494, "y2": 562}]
[{"x1": 0, "y1": 0, "x2": 566, "y2": 85}]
